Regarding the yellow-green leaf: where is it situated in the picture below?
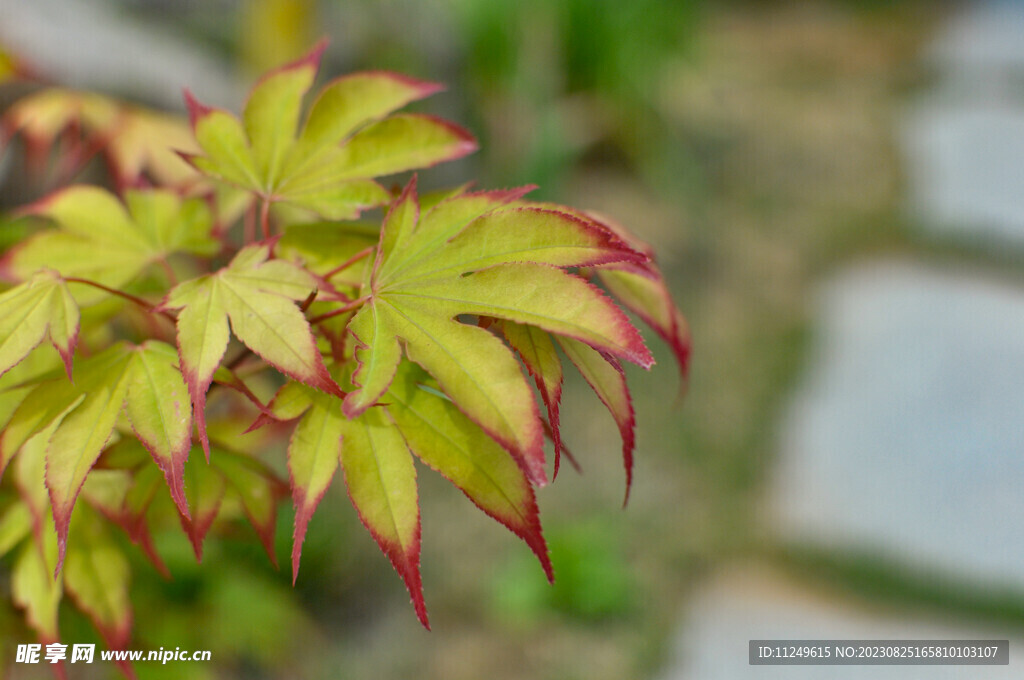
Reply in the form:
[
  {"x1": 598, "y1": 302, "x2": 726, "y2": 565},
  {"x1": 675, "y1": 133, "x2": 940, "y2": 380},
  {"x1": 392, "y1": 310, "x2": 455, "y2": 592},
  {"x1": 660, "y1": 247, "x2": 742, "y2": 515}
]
[
  {"x1": 64, "y1": 523, "x2": 132, "y2": 650},
  {"x1": 7, "y1": 186, "x2": 216, "y2": 304},
  {"x1": 557, "y1": 337, "x2": 636, "y2": 502},
  {"x1": 387, "y1": 363, "x2": 551, "y2": 580},
  {"x1": 185, "y1": 45, "x2": 472, "y2": 220},
  {"x1": 12, "y1": 530, "x2": 62, "y2": 644},
  {"x1": 286, "y1": 391, "x2": 342, "y2": 582},
  {"x1": 124, "y1": 342, "x2": 193, "y2": 518},
  {"x1": 0, "y1": 269, "x2": 79, "y2": 379},
  {"x1": 345, "y1": 181, "x2": 652, "y2": 487},
  {"x1": 160, "y1": 243, "x2": 341, "y2": 457},
  {"x1": 338, "y1": 406, "x2": 426, "y2": 628},
  {"x1": 500, "y1": 321, "x2": 564, "y2": 474},
  {"x1": 45, "y1": 347, "x2": 133, "y2": 571}
]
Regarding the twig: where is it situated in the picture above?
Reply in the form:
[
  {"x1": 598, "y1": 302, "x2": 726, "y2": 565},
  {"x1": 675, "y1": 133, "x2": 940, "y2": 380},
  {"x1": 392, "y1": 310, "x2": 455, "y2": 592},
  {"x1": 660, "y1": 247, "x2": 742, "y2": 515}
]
[
  {"x1": 308, "y1": 296, "x2": 368, "y2": 325},
  {"x1": 65, "y1": 277, "x2": 176, "y2": 322},
  {"x1": 325, "y1": 246, "x2": 375, "y2": 280}
]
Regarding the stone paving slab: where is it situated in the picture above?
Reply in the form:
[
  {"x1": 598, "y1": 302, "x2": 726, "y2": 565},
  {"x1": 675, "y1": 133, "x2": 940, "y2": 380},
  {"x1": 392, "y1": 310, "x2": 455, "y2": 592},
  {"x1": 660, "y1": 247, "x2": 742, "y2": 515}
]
[
  {"x1": 657, "y1": 567, "x2": 1024, "y2": 680},
  {"x1": 772, "y1": 261, "x2": 1024, "y2": 589},
  {"x1": 928, "y1": 1, "x2": 1024, "y2": 78},
  {"x1": 904, "y1": 103, "x2": 1024, "y2": 247}
]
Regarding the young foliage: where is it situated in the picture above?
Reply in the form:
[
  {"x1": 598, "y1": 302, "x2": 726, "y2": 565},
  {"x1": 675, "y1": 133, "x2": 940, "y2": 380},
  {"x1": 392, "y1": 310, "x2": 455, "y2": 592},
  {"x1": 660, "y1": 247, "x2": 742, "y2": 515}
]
[
  {"x1": 183, "y1": 42, "x2": 476, "y2": 224},
  {"x1": 0, "y1": 270, "x2": 78, "y2": 379},
  {"x1": 0, "y1": 41, "x2": 689, "y2": 662},
  {"x1": 159, "y1": 242, "x2": 340, "y2": 458}
]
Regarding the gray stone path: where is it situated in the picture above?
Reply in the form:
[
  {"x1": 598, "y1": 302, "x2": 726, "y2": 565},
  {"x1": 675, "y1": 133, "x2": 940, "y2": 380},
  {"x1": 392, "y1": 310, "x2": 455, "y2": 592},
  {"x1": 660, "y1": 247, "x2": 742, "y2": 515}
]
[
  {"x1": 904, "y1": 1, "x2": 1024, "y2": 247},
  {"x1": 905, "y1": 103, "x2": 1024, "y2": 245},
  {"x1": 658, "y1": 568, "x2": 1024, "y2": 680},
  {"x1": 659, "y1": 2, "x2": 1024, "y2": 677},
  {"x1": 774, "y1": 261, "x2": 1024, "y2": 588}
]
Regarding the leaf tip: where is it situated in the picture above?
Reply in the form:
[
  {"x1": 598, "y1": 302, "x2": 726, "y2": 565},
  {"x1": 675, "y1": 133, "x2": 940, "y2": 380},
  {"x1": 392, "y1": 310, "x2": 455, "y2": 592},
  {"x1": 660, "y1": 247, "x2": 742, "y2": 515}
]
[
  {"x1": 182, "y1": 89, "x2": 211, "y2": 128},
  {"x1": 386, "y1": 71, "x2": 446, "y2": 100},
  {"x1": 290, "y1": 509, "x2": 307, "y2": 585},
  {"x1": 295, "y1": 38, "x2": 329, "y2": 73},
  {"x1": 54, "y1": 341, "x2": 75, "y2": 381}
]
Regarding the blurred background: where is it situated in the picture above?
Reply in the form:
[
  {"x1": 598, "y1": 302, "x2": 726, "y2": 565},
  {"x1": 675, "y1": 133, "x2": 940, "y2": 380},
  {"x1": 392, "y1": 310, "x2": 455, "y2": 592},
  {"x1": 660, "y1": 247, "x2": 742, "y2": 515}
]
[{"x1": 4, "y1": 0, "x2": 1024, "y2": 678}]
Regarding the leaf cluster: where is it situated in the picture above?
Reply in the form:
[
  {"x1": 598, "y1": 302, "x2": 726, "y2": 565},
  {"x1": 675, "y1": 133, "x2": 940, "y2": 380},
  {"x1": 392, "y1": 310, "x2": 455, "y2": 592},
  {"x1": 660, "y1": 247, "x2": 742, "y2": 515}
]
[{"x1": 0, "y1": 42, "x2": 689, "y2": 662}]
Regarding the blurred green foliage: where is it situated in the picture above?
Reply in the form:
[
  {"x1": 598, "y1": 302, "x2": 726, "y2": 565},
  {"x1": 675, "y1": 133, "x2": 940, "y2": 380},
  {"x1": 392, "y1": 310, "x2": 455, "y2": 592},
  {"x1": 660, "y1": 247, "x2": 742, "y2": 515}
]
[
  {"x1": 489, "y1": 519, "x2": 637, "y2": 625},
  {"x1": 449, "y1": 0, "x2": 701, "y2": 193}
]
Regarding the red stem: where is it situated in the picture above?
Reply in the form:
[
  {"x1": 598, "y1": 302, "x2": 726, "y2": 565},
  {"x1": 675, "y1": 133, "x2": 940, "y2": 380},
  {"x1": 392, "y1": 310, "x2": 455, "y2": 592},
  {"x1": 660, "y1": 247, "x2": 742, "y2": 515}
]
[
  {"x1": 157, "y1": 258, "x2": 178, "y2": 285},
  {"x1": 65, "y1": 277, "x2": 176, "y2": 322},
  {"x1": 325, "y1": 246, "x2": 375, "y2": 280},
  {"x1": 260, "y1": 198, "x2": 271, "y2": 241},
  {"x1": 308, "y1": 297, "x2": 368, "y2": 324},
  {"x1": 243, "y1": 201, "x2": 256, "y2": 245}
]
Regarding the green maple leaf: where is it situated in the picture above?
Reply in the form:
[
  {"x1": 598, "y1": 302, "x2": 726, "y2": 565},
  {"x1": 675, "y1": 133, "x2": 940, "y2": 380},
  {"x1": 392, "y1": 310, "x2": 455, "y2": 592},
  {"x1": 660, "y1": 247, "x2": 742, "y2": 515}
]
[
  {"x1": 265, "y1": 381, "x2": 342, "y2": 584},
  {"x1": 159, "y1": 243, "x2": 343, "y2": 457},
  {"x1": 384, "y1": 362, "x2": 553, "y2": 583},
  {"x1": 12, "y1": 529, "x2": 62, "y2": 645},
  {"x1": 588, "y1": 213, "x2": 691, "y2": 386},
  {"x1": 264, "y1": 377, "x2": 423, "y2": 619},
  {"x1": 0, "y1": 342, "x2": 192, "y2": 571},
  {"x1": 64, "y1": 515, "x2": 132, "y2": 652},
  {"x1": 343, "y1": 177, "x2": 652, "y2": 486},
  {"x1": 499, "y1": 320, "x2": 564, "y2": 474},
  {"x1": 557, "y1": 336, "x2": 636, "y2": 502},
  {"x1": 267, "y1": 357, "x2": 555, "y2": 627},
  {"x1": 2, "y1": 186, "x2": 217, "y2": 304},
  {"x1": 5, "y1": 87, "x2": 200, "y2": 187},
  {"x1": 0, "y1": 269, "x2": 79, "y2": 379},
  {"x1": 500, "y1": 204, "x2": 691, "y2": 387},
  {"x1": 183, "y1": 42, "x2": 476, "y2": 220},
  {"x1": 205, "y1": 446, "x2": 288, "y2": 565}
]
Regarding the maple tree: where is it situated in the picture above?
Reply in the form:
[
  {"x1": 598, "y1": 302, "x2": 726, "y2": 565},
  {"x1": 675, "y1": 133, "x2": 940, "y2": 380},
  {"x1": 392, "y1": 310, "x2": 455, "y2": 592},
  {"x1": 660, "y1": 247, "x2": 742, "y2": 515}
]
[{"x1": 0, "y1": 42, "x2": 689, "y2": 667}]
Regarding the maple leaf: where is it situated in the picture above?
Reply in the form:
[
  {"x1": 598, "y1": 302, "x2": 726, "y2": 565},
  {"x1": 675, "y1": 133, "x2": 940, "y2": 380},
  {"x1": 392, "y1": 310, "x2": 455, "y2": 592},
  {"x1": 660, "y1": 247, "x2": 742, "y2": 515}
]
[
  {"x1": 184, "y1": 42, "x2": 476, "y2": 221},
  {"x1": 2, "y1": 186, "x2": 217, "y2": 304},
  {"x1": 63, "y1": 517, "x2": 133, "y2": 654},
  {"x1": 385, "y1": 362, "x2": 553, "y2": 580},
  {"x1": 557, "y1": 336, "x2": 636, "y2": 502},
  {"x1": 266, "y1": 357, "x2": 555, "y2": 627},
  {"x1": 263, "y1": 381, "x2": 341, "y2": 584},
  {"x1": 259, "y1": 375, "x2": 427, "y2": 623},
  {"x1": 498, "y1": 320, "x2": 564, "y2": 475},
  {"x1": 12, "y1": 530, "x2": 62, "y2": 648},
  {"x1": 497, "y1": 203, "x2": 691, "y2": 386},
  {"x1": 0, "y1": 270, "x2": 79, "y2": 379},
  {"x1": 337, "y1": 398, "x2": 427, "y2": 626},
  {"x1": 343, "y1": 178, "x2": 652, "y2": 486},
  {"x1": 159, "y1": 243, "x2": 342, "y2": 458},
  {"x1": 0, "y1": 342, "x2": 191, "y2": 572},
  {"x1": 4, "y1": 88, "x2": 199, "y2": 187}
]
